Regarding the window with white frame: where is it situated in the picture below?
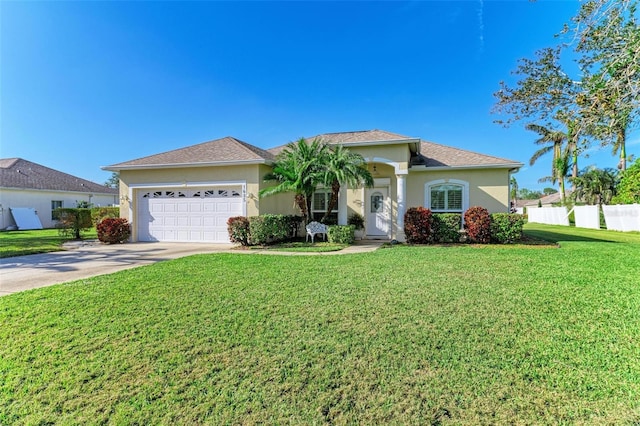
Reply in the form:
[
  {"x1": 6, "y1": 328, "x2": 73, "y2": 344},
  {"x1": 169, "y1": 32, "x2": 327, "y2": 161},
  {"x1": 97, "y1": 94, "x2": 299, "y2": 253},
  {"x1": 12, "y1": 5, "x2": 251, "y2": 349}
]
[
  {"x1": 311, "y1": 191, "x2": 338, "y2": 223},
  {"x1": 425, "y1": 179, "x2": 469, "y2": 215},
  {"x1": 430, "y1": 184, "x2": 463, "y2": 212}
]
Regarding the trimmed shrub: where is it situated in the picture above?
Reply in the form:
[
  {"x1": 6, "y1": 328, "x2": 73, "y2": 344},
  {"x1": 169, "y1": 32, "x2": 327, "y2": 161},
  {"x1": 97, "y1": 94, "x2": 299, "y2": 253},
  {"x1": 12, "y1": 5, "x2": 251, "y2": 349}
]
[
  {"x1": 249, "y1": 214, "x2": 290, "y2": 245},
  {"x1": 327, "y1": 225, "x2": 355, "y2": 244},
  {"x1": 285, "y1": 215, "x2": 304, "y2": 238},
  {"x1": 91, "y1": 207, "x2": 120, "y2": 227},
  {"x1": 96, "y1": 218, "x2": 131, "y2": 244},
  {"x1": 490, "y1": 213, "x2": 526, "y2": 244},
  {"x1": 347, "y1": 213, "x2": 365, "y2": 230},
  {"x1": 432, "y1": 213, "x2": 462, "y2": 243},
  {"x1": 404, "y1": 207, "x2": 432, "y2": 244},
  {"x1": 54, "y1": 208, "x2": 93, "y2": 239},
  {"x1": 227, "y1": 216, "x2": 250, "y2": 246},
  {"x1": 464, "y1": 206, "x2": 491, "y2": 244}
]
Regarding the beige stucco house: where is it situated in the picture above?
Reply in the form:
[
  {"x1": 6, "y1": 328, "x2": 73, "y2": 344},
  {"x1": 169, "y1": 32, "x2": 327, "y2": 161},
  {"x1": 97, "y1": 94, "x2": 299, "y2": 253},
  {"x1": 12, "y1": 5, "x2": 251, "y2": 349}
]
[{"x1": 103, "y1": 130, "x2": 522, "y2": 243}]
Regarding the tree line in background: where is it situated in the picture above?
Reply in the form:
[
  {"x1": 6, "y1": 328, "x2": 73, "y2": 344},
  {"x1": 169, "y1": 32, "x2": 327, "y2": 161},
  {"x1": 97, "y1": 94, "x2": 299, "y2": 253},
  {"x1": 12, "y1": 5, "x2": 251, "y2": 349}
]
[
  {"x1": 511, "y1": 157, "x2": 640, "y2": 206},
  {"x1": 495, "y1": 0, "x2": 639, "y2": 204}
]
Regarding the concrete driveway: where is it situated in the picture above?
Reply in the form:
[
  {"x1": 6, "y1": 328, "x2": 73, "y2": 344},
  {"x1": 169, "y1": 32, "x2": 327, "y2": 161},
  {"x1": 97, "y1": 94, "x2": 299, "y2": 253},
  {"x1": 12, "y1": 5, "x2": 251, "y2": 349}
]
[{"x1": 0, "y1": 242, "x2": 233, "y2": 296}]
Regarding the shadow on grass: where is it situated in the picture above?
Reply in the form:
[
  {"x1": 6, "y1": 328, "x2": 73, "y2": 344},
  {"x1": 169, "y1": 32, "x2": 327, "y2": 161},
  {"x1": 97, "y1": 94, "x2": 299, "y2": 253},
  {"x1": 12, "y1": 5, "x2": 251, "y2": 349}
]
[{"x1": 523, "y1": 228, "x2": 617, "y2": 244}]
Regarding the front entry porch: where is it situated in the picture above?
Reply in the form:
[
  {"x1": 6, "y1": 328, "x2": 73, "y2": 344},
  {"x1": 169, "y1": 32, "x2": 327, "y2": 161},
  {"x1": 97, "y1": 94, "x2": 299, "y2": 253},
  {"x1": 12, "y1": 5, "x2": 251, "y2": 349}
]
[{"x1": 337, "y1": 161, "x2": 408, "y2": 242}]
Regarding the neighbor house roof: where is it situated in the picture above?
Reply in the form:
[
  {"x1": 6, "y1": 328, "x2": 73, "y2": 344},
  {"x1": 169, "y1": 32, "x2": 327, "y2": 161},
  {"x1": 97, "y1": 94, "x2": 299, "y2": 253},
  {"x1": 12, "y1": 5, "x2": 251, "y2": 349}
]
[
  {"x1": 0, "y1": 158, "x2": 118, "y2": 194},
  {"x1": 413, "y1": 140, "x2": 522, "y2": 169},
  {"x1": 104, "y1": 136, "x2": 276, "y2": 170},
  {"x1": 517, "y1": 191, "x2": 568, "y2": 207}
]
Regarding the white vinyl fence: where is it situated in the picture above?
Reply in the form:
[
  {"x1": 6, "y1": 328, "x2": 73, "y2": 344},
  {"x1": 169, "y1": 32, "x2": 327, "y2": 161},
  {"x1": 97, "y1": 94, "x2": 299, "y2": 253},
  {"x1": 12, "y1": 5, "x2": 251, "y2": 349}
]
[
  {"x1": 602, "y1": 204, "x2": 640, "y2": 232},
  {"x1": 573, "y1": 205, "x2": 600, "y2": 229},
  {"x1": 526, "y1": 206, "x2": 570, "y2": 226},
  {"x1": 527, "y1": 204, "x2": 640, "y2": 232}
]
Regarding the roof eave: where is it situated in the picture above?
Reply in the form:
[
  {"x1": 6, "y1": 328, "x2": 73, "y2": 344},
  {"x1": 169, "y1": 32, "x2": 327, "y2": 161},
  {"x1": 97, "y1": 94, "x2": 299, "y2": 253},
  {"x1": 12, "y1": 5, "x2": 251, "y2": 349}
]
[
  {"x1": 337, "y1": 138, "x2": 421, "y2": 149},
  {"x1": 102, "y1": 158, "x2": 274, "y2": 172},
  {"x1": 411, "y1": 163, "x2": 524, "y2": 171},
  {"x1": 0, "y1": 186, "x2": 118, "y2": 195}
]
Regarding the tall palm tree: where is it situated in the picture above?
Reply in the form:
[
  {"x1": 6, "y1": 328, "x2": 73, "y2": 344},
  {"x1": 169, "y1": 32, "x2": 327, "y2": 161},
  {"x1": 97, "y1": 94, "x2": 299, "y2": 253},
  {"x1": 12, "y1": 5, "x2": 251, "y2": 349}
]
[
  {"x1": 570, "y1": 166, "x2": 618, "y2": 205},
  {"x1": 526, "y1": 123, "x2": 571, "y2": 203},
  {"x1": 320, "y1": 145, "x2": 374, "y2": 223},
  {"x1": 565, "y1": 117, "x2": 581, "y2": 189},
  {"x1": 259, "y1": 138, "x2": 329, "y2": 223},
  {"x1": 510, "y1": 176, "x2": 519, "y2": 211}
]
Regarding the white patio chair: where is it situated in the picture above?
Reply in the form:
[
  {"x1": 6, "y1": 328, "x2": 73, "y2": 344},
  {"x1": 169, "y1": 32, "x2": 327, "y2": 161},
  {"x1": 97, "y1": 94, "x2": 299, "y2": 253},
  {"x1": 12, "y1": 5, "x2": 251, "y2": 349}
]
[{"x1": 305, "y1": 221, "x2": 327, "y2": 243}]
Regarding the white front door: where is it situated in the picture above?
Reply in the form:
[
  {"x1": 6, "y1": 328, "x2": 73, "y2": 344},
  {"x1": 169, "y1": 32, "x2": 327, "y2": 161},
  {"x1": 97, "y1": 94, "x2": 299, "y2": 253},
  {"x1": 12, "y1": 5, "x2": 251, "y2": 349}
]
[{"x1": 366, "y1": 187, "x2": 390, "y2": 237}]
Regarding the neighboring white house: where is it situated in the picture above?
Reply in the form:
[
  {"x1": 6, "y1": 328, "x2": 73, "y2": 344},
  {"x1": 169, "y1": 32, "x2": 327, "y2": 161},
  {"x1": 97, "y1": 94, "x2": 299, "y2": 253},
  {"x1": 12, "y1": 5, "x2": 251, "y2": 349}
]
[{"x1": 0, "y1": 158, "x2": 118, "y2": 229}]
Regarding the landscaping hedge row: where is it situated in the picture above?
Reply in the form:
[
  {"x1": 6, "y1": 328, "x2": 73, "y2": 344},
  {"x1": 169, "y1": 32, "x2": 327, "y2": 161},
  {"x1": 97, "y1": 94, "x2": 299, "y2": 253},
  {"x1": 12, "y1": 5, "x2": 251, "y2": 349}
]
[
  {"x1": 227, "y1": 215, "x2": 303, "y2": 246},
  {"x1": 404, "y1": 206, "x2": 525, "y2": 244},
  {"x1": 227, "y1": 215, "x2": 354, "y2": 246},
  {"x1": 327, "y1": 225, "x2": 355, "y2": 244}
]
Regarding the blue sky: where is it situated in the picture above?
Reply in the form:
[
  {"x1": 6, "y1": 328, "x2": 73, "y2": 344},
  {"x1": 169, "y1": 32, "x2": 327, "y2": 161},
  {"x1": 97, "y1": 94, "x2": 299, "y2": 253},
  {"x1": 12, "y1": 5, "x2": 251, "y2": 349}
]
[{"x1": 2, "y1": 0, "x2": 638, "y2": 191}]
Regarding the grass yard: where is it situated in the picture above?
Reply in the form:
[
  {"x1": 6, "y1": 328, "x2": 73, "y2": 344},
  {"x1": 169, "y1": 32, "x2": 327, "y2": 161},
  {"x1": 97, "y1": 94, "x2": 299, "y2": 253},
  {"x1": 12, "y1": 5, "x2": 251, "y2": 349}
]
[
  {"x1": 251, "y1": 241, "x2": 348, "y2": 252},
  {"x1": 0, "y1": 228, "x2": 97, "y2": 258},
  {"x1": 1, "y1": 224, "x2": 639, "y2": 424}
]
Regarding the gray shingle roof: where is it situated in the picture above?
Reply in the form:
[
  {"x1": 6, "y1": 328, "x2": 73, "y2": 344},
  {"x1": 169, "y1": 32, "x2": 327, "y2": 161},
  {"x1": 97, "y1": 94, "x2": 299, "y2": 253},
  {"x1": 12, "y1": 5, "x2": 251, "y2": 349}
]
[
  {"x1": 105, "y1": 130, "x2": 521, "y2": 171},
  {"x1": 268, "y1": 129, "x2": 414, "y2": 156},
  {"x1": 0, "y1": 158, "x2": 118, "y2": 194},
  {"x1": 414, "y1": 140, "x2": 522, "y2": 168},
  {"x1": 107, "y1": 136, "x2": 275, "y2": 169}
]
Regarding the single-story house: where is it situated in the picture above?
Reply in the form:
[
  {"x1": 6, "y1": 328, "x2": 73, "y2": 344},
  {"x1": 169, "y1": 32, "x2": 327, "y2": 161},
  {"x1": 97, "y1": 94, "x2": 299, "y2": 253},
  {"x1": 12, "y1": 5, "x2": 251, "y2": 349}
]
[
  {"x1": 103, "y1": 129, "x2": 523, "y2": 243},
  {"x1": 515, "y1": 191, "x2": 568, "y2": 212},
  {"x1": 0, "y1": 158, "x2": 119, "y2": 229}
]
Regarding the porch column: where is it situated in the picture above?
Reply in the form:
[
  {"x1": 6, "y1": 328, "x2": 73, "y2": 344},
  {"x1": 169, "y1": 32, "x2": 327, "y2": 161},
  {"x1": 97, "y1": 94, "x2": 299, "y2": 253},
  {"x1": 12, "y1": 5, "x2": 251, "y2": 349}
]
[
  {"x1": 396, "y1": 173, "x2": 407, "y2": 242},
  {"x1": 338, "y1": 183, "x2": 348, "y2": 225}
]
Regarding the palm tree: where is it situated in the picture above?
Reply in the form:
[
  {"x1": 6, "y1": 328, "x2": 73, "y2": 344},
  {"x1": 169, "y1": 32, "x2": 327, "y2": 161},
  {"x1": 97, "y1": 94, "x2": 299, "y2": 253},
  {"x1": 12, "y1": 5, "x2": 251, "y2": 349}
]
[
  {"x1": 565, "y1": 117, "x2": 581, "y2": 189},
  {"x1": 320, "y1": 145, "x2": 374, "y2": 223},
  {"x1": 570, "y1": 166, "x2": 618, "y2": 205},
  {"x1": 526, "y1": 123, "x2": 572, "y2": 203},
  {"x1": 259, "y1": 138, "x2": 329, "y2": 223},
  {"x1": 510, "y1": 176, "x2": 519, "y2": 209}
]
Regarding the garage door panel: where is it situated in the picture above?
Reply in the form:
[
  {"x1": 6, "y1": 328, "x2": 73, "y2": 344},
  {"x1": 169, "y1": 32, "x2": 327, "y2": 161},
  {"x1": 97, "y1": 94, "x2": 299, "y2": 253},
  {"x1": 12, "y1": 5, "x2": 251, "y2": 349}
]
[
  {"x1": 150, "y1": 203, "x2": 164, "y2": 213},
  {"x1": 138, "y1": 186, "x2": 243, "y2": 243}
]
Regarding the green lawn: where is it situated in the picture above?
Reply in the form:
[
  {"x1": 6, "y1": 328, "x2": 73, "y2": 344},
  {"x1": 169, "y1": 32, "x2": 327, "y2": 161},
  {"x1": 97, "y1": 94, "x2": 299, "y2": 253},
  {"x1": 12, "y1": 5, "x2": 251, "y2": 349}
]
[
  {"x1": 0, "y1": 228, "x2": 97, "y2": 258},
  {"x1": 251, "y1": 241, "x2": 348, "y2": 252},
  {"x1": 1, "y1": 224, "x2": 639, "y2": 424}
]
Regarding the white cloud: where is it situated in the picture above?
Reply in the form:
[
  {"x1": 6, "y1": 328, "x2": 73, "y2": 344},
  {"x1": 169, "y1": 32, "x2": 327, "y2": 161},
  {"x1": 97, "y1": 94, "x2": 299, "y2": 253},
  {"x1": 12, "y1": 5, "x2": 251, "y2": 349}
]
[{"x1": 477, "y1": 0, "x2": 485, "y2": 54}]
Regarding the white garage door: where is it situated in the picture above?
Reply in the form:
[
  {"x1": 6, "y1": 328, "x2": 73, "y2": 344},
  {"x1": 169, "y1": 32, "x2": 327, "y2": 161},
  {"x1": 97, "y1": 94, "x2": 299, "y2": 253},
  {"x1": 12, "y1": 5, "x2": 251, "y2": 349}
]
[{"x1": 137, "y1": 187, "x2": 244, "y2": 243}]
